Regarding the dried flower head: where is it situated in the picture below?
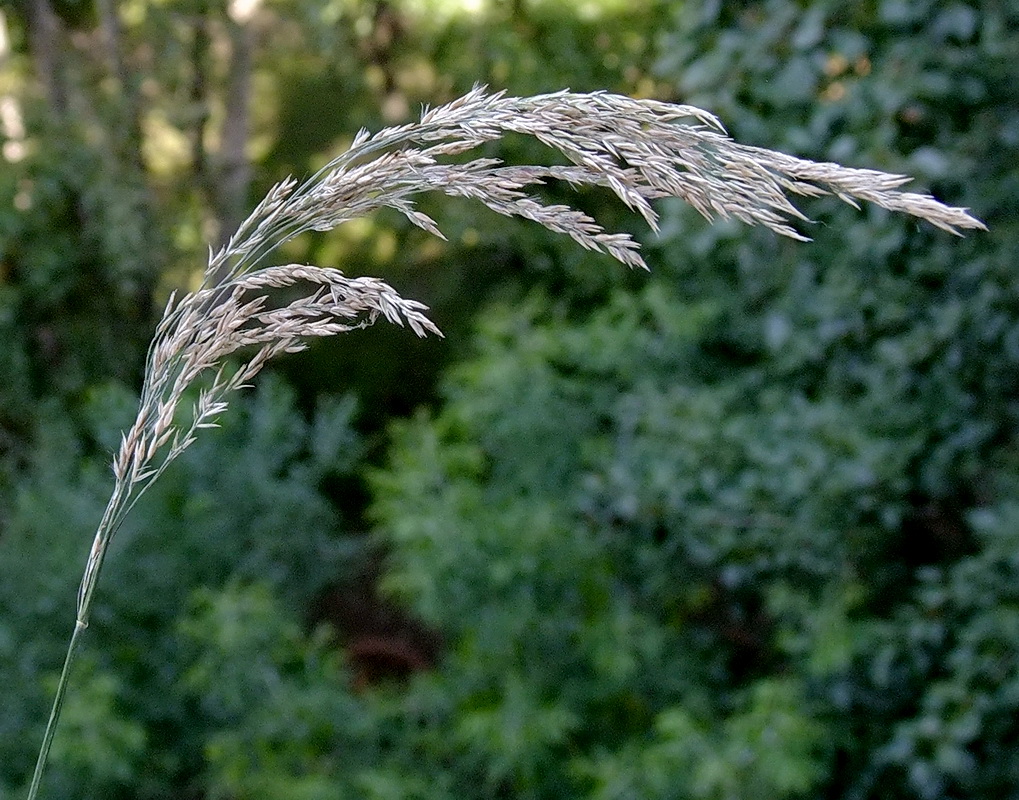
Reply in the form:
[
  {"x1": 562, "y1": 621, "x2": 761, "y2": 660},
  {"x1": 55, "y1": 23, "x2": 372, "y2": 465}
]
[
  {"x1": 31, "y1": 86, "x2": 984, "y2": 800},
  {"x1": 80, "y1": 85, "x2": 988, "y2": 621}
]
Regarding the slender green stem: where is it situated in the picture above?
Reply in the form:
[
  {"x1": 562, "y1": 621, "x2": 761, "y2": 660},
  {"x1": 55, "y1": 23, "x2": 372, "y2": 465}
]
[
  {"x1": 26, "y1": 619, "x2": 87, "y2": 800},
  {"x1": 27, "y1": 482, "x2": 131, "y2": 800}
]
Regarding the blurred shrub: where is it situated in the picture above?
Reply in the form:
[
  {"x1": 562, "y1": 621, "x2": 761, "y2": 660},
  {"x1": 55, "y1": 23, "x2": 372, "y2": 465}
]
[
  {"x1": 0, "y1": 376, "x2": 361, "y2": 797},
  {"x1": 0, "y1": 113, "x2": 157, "y2": 420},
  {"x1": 356, "y1": 1, "x2": 1017, "y2": 797}
]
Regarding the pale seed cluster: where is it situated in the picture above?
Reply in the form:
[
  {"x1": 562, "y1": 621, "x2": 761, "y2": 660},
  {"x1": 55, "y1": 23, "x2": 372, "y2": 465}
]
[
  {"x1": 83, "y1": 85, "x2": 984, "y2": 624},
  {"x1": 35, "y1": 85, "x2": 987, "y2": 800}
]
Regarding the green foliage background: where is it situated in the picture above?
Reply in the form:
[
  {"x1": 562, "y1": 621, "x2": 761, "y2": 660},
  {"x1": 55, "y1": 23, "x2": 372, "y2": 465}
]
[{"x1": 1, "y1": 0, "x2": 1017, "y2": 798}]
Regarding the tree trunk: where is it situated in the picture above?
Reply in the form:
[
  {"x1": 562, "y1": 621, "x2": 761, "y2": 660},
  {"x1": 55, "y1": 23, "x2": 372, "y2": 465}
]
[
  {"x1": 24, "y1": 0, "x2": 67, "y2": 116},
  {"x1": 215, "y1": 16, "x2": 254, "y2": 251},
  {"x1": 93, "y1": 0, "x2": 144, "y2": 168}
]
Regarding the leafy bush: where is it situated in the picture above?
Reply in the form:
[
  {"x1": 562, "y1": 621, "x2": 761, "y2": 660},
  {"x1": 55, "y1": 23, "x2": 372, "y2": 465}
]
[
  {"x1": 0, "y1": 376, "x2": 361, "y2": 797},
  {"x1": 356, "y1": 2, "x2": 1018, "y2": 797}
]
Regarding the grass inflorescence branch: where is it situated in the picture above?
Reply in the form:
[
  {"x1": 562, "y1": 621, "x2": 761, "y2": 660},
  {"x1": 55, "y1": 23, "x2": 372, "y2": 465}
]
[{"x1": 28, "y1": 86, "x2": 984, "y2": 800}]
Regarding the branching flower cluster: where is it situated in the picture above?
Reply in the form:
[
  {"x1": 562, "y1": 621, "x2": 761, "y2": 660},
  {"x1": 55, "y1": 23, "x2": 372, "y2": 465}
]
[{"x1": 31, "y1": 86, "x2": 985, "y2": 800}]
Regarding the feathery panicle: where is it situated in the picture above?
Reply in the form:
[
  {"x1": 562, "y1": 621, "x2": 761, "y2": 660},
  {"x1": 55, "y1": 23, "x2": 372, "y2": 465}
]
[
  {"x1": 31, "y1": 86, "x2": 984, "y2": 800},
  {"x1": 208, "y1": 86, "x2": 983, "y2": 283},
  {"x1": 66, "y1": 83, "x2": 987, "y2": 680},
  {"x1": 206, "y1": 87, "x2": 985, "y2": 284},
  {"x1": 74, "y1": 83, "x2": 994, "y2": 661}
]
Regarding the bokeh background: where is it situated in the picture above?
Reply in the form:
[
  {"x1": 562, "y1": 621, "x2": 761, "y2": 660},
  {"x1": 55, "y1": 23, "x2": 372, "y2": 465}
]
[{"x1": 1, "y1": 0, "x2": 1018, "y2": 797}]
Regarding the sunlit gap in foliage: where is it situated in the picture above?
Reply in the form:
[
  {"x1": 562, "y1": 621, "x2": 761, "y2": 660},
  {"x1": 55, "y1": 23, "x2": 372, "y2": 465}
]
[{"x1": 389, "y1": 0, "x2": 646, "y2": 21}]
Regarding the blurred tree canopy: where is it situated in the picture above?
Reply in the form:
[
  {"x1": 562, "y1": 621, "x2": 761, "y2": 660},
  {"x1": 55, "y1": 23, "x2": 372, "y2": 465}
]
[{"x1": 0, "y1": 0, "x2": 1017, "y2": 798}]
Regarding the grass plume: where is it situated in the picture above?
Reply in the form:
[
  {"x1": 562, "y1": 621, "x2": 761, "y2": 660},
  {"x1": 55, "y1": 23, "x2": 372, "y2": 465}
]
[{"x1": 28, "y1": 86, "x2": 984, "y2": 799}]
